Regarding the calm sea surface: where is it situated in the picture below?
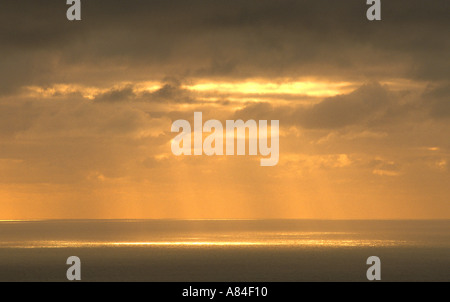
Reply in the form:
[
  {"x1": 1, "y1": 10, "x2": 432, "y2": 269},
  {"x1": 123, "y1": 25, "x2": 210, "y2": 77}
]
[{"x1": 0, "y1": 220, "x2": 449, "y2": 281}]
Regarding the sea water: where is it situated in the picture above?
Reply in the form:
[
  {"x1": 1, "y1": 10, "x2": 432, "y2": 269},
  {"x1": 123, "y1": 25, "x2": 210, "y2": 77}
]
[{"x1": 0, "y1": 219, "x2": 448, "y2": 281}]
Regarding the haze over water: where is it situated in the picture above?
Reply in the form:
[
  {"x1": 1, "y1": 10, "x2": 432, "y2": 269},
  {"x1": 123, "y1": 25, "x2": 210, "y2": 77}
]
[{"x1": 0, "y1": 220, "x2": 449, "y2": 281}]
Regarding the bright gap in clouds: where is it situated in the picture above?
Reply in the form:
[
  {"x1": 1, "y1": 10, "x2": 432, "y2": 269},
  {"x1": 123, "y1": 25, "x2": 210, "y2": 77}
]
[
  {"x1": 23, "y1": 80, "x2": 359, "y2": 101},
  {"x1": 183, "y1": 80, "x2": 356, "y2": 97}
]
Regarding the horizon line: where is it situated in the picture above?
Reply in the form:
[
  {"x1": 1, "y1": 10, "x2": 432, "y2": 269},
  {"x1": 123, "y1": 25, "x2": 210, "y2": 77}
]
[{"x1": 1, "y1": 218, "x2": 450, "y2": 222}]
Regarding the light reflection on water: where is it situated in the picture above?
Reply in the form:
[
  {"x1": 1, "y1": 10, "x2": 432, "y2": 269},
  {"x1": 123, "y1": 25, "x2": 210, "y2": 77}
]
[
  {"x1": 1, "y1": 220, "x2": 448, "y2": 249},
  {"x1": 0, "y1": 237, "x2": 410, "y2": 249}
]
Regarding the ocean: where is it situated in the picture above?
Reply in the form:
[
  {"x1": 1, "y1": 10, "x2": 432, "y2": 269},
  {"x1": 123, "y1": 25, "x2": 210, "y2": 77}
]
[{"x1": 0, "y1": 219, "x2": 448, "y2": 281}]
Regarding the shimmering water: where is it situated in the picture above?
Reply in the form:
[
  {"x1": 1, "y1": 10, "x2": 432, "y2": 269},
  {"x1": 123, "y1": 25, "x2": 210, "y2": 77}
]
[{"x1": 0, "y1": 220, "x2": 449, "y2": 281}]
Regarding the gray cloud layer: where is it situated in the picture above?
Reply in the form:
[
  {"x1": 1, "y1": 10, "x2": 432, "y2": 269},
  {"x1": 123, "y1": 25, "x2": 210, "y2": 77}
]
[{"x1": 0, "y1": 0, "x2": 449, "y2": 93}]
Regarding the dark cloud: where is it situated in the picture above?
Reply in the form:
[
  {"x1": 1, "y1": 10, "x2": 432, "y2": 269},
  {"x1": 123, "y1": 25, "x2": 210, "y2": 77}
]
[
  {"x1": 234, "y1": 83, "x2": 416, "y2": 130},
  {"x1": 0, "y1": 0, "x2": 448, "y2": 93},
  {"x1": 93, "y1": 79, "x2": 196, "y2": 103},
  {"x1": 423, "y1": 83, "x2": 450, "y2": 118},
  {"x1": 144, "y1": 81, "x2": 195, "y2": 104},
  {"x1": 297, "y1": 83, "x2": 393, "y2": 129},
  {"x1": 94, "y1": 86, "x2": 135, "y2": 103}
]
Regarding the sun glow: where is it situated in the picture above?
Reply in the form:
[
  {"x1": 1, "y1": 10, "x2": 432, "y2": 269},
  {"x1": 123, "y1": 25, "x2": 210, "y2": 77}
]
[{"x1": 185, "y1": 80, "x2": 354, "y2": 97}]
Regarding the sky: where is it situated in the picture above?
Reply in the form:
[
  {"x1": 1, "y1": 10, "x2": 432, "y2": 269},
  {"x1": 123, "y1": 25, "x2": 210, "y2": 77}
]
[{"x1": 0, "y1": 0, "x2": 449, "y2": 219}]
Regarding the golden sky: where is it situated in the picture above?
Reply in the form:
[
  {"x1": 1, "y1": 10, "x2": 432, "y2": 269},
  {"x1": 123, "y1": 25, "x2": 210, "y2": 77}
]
[{"x1": 0, "y1": 0, "x2": 449, "y2": 219}]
